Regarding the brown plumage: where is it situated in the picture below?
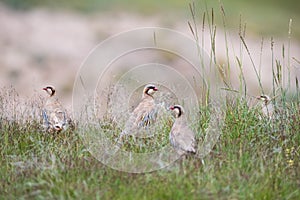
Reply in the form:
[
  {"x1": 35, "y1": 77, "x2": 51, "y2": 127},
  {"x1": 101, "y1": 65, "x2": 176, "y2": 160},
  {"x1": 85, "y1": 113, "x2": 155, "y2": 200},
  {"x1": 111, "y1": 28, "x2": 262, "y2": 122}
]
[
  {"x1": 257, "y1": 94, "x2": 274, "y2": 119},
  {"x1": 42, "y1": 86, "x2": 71, "y2": 132},
  {"x1": 169, "y1": 105, "x2": 196, "y2": 155},
  {"x1": 118, "y1": 84, "x2": 158, "y2": 140}
]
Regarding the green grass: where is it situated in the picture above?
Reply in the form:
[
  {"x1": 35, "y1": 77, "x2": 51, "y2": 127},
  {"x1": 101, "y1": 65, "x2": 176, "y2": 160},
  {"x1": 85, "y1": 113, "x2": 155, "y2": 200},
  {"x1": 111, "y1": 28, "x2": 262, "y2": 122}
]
[
  {"x1": 1, "y1": 2, "x2": 300, "y2": 199},
  {"x1": 2, "y1": 0, "x2": 300, "y2": 39},
  {"x1": 0, "y1": 95, "x2": 299, "y2": 199}
]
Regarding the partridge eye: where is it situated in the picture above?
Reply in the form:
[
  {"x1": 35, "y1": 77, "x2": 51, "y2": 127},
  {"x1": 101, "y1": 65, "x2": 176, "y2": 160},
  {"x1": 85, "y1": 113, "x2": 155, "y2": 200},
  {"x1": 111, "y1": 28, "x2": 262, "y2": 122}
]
[
  {"x1": 148, "y1": 86, "x2": 155, "y2": 90},
  {"x1": 174, "y1": 106, "x2": 181, "y2": 110}
]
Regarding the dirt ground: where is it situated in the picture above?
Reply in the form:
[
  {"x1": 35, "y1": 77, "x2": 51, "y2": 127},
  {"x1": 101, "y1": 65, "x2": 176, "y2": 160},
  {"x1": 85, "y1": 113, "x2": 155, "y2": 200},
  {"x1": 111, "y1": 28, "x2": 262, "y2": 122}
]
[{"x1": 1, "y1": 3, "x2": 299, "y2": 110}]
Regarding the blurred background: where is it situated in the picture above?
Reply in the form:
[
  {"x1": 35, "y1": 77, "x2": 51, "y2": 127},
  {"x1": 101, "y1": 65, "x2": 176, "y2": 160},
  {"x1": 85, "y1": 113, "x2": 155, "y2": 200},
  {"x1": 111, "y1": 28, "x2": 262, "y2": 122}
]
[{"x1": 0, "y1": 0, "x2": 300, "y2": 108}]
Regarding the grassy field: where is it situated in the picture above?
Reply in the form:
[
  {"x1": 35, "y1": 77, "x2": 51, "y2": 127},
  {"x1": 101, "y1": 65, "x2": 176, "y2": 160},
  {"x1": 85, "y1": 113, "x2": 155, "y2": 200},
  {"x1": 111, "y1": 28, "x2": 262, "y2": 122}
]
[
  {"x1": 0, "y1": 91, "x2": 299, "y2": 199},
  {"x1": 1, "y1": 2, "x2": 300, "y2": 199},
  {"x1": 2, "y1": 0, "x2": 300, "y2": 39}
]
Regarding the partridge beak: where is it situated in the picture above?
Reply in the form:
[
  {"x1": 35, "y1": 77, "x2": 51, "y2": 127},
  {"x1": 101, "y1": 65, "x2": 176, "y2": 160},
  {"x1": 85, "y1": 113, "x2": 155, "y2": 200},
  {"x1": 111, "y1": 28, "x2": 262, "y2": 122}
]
[
  {"x1": 43, "y1": 87, "x2": 47, "y2": 91},
  {"x1": 170, "y1": 106, "x2": 174, "y2": 110},
  {"x1": 256, "y1": 96, "x2": 262, "y2": 100},
  {"x1": 154, "y1": 87, "x2": 158, "y2": 91}
]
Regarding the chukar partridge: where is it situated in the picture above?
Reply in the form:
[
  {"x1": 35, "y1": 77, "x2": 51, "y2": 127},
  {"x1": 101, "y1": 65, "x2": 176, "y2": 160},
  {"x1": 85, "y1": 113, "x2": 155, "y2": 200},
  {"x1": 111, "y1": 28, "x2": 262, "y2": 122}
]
[
  {"x1": 169, "y1": 105, "x2": 196, "y2": 155},
  {"x1": 257, "y1": 95, "x2": 274, "y2": 119},
  {"x1": 42, "y1": 86, "x2": 71, "y2": 132},
  {"x1": 118, "y1": 84, "x2": 158, "y2": 140}
]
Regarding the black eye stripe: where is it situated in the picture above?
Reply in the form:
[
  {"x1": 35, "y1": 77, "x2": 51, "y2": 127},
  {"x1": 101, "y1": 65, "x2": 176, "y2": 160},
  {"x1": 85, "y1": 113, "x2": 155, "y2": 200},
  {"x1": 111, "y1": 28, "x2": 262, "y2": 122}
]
[
  {"x1": 173, "y1": 106, "x2": 182, "y2": 117},
  {"x1": 46, "y1": 87, "x2": 53, "y2": 90},
  {"x1": 48, "y1": 87, "x2": 55, "y2": 95},
  {"x1": 145, "y1": 86, "x2": 156, "y2": 94}
]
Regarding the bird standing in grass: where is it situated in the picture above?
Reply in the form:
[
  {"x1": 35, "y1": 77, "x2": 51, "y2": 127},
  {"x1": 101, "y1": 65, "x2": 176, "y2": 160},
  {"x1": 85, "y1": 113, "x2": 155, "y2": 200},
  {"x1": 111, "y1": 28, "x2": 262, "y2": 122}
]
[
  {"x1": 257, "y1": 95, "x2": 274, "y2": 119},
  {"x1": 42, "y1": 86, "x2": 72, "y2": 132},
  {"x1": 118, "y1": 84, "x2": 158, "y2": 141},
  {"x1": 169, "y1": 105, "x2": 196, "y2": 155}
]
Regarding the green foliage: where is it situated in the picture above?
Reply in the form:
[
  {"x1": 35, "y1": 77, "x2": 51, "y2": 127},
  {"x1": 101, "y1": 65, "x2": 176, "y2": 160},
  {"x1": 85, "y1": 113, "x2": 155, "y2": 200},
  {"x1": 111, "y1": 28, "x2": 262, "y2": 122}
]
[
  {"x1": 0, "y1": 93, "x2": 299, "y2": 199},
  {"x1": 0, "y1": 1, "x2": 300, "y2": 199}
]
